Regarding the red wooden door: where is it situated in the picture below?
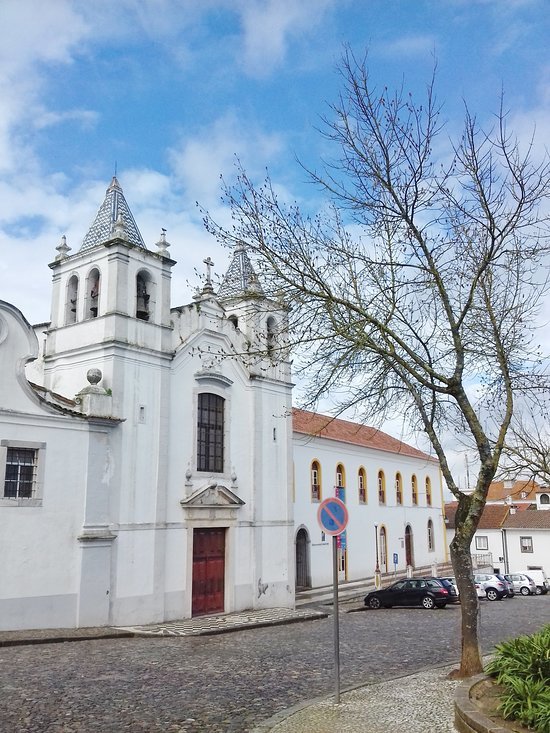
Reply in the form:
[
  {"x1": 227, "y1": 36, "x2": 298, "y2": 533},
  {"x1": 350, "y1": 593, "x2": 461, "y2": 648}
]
[{"x1": 192, "y1": 528, "x2": 226, "y2": 616}]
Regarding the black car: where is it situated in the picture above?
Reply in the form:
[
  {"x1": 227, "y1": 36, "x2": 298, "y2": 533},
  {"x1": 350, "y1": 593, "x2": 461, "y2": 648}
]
[
  {"x1": 432, "y1": 577, "x2": 460, "y2": 603},
  {"x1": 364, "y1": 577, "x2": 449, "y2": 610}
]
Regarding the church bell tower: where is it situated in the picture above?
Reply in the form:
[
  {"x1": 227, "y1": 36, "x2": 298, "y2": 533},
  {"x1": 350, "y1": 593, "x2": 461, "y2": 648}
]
[{"x1": 42, "y1": 176, "x2": 175, "y2": 404}]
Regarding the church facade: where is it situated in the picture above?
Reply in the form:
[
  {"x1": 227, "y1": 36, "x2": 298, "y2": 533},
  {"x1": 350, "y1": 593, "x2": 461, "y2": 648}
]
[{"x1": 0, "y1": 178, "x2": 447, "y2": 631}]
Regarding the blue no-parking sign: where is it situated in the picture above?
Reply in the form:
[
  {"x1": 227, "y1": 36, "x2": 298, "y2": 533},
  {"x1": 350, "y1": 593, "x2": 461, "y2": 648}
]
[{"x1": 317, "y1": 497, "x2": 349, "y2": 536}]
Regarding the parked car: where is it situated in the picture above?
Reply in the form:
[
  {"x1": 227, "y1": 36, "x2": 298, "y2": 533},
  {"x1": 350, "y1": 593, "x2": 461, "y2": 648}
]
[
  {"x1": 474, "y1": 579, "x2": 486, "y2": 599},
  {"x1": 512, "y1": 569, "x2": 549, "y2": 595},
  {"x1": 444, "y1": 576, "x2": 486, "y2": 599},
  {"x1": 473, "y1": 573, "x2": 508, "y2": 601},
  {"x1": 504, "y1": 573, "x2": 537, "y2": 596},
  {"x1": 364, "y1": 577, "x2": 449, "y2": 610},
  {"x1": 496, "y1": 573, "x2": 514, "y2": 598},
  {"x1": 433, "y1": 577, "x2": 460, "y2": 603}
]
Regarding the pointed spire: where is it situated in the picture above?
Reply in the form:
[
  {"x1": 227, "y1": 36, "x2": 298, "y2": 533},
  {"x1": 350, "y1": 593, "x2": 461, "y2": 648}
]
[
  {"x1": 80, "y1": 176, "x2": 146, "y2": 251},
  {"x1": 218, "y1": 242, "x2": 264, "y2": 299}
]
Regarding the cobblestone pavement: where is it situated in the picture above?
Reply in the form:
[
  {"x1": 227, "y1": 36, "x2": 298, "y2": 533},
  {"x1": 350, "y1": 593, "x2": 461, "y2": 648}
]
[{"x1": 0, "y1": 596, "x2": 548, "y2": 732}]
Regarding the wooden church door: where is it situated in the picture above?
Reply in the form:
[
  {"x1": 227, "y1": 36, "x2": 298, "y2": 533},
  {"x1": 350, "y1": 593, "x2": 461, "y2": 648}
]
[{"x1": 192, "y1": 528, "x2": 226, "y2": 616}]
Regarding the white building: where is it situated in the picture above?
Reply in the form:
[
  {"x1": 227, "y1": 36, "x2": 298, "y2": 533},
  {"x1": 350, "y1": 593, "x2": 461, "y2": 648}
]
[
  {"x1": 444, "y1": 500, "x2": 550, "y2": 579},
  {"x1": 293, "y1": 410, "x2": 447, "y2": 589},
  {"x1": 1, "y1": 177, "x2": 447, "y2": 631}
]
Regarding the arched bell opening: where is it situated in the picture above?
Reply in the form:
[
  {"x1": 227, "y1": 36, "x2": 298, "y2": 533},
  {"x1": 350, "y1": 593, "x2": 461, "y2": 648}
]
[
  {"x1": 136, "y1": 270, "x2": 152, "y2": 321},
  {"x1": 65, "y1": 274, "x2": 79, "y2": 325},
  {"x1": 86, "y1": 268, "x2": 100, "y2": 319}
]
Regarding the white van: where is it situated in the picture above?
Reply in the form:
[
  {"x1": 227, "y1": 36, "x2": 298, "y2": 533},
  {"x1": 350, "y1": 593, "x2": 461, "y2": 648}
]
[{"x1": 514, "y1": 568, "x2": 549, "y2": 595}]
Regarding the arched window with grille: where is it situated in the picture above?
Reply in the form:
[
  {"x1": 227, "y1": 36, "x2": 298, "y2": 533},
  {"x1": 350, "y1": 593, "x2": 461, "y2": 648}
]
[
  {"x1": 411, "y1": 475, "x2": 418, "y2": 505},
  {"x1": 336, "y1": 463, "x2": 346, "y2": 488},
  {"x1": 427, "y1": 519, "x2": 435, "y2": 551},
  {"x1": 335, "y1": 463, "x2": 346, "y2": 503},
  {"x1": 426, "y1": 477, "x2": 432, "y2": 506},
  {"x1": 395, "y1": 472, "x2": 403, "y2": 505},
  {"x1": 358, "y1": 467, "x2": 367, "y2": 504},
  {"x1": 378, "y1": 470, "x2": 386, "y2": 504},
  {"x1": 311, "y1": 460, "x2": 321, "y2": 502}
]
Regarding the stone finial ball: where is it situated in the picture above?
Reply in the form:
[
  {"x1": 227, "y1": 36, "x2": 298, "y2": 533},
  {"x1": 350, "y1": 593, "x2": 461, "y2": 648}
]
[{"x1": 87, "y1": 368, "x2": 103, "y2": 385}]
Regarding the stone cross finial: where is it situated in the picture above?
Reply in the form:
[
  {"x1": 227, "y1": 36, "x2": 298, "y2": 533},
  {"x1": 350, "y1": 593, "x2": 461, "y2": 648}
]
[{"x1": 203, "y1": 257, "x2": 214, "y2": 286}]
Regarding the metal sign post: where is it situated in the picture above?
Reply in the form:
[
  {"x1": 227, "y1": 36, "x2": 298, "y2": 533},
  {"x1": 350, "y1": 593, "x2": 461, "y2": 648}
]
[
  {"x1": 332, "y1": 534, "x2": 340, "y2": 703},
  {"x1": 317, "y1": 497, "x2": 349, "y2": 705}
]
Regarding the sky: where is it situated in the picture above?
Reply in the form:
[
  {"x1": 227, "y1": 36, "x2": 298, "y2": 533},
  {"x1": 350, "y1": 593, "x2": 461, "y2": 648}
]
[{"x1": 1, "y1": 0, "x2": 549, "y2": 483}]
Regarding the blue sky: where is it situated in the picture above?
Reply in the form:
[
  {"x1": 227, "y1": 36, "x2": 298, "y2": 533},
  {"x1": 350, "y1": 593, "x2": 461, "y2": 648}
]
[
  {"x1": 1, "y1": 0, "x2": 548, "y2": 325},
  {"x1": 1, "y1": 0, "x2": 548, "y2": 486}
]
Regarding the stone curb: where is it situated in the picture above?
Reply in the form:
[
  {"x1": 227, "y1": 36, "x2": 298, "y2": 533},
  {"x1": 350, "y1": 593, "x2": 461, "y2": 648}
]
[
  {"x1": 0, "y1": 630, "x2": 134, "y2": 648},
  {"x1": 0, "y1": 609, "x2": 329, "y2": 647},
  {"x1": 454, "y1": 674, "x2": 510, "y2": 733}
]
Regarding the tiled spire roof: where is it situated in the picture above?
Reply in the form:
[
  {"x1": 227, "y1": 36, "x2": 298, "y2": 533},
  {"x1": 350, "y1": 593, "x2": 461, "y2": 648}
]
[
  {"x1": 218, "y1": 242, "x2": 264, "y2": 299},
  {"x1": 80, "y1": 176, "x2": 146, "y2": 252}
]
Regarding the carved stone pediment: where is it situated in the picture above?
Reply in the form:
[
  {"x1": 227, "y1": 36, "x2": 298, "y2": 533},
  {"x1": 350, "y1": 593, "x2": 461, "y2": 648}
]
[{"x1": 181, "y1": 483, "x2": 244, "y2": 509}]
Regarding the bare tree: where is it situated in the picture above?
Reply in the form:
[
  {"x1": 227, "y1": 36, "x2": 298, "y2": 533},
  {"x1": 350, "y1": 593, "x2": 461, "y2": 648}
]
[
  {"x1": 203, "y1": 50, "x2": 550, "y2": 677},
  {"x1": 501, "y1": 415, "x2": 550, "y2": 485}
]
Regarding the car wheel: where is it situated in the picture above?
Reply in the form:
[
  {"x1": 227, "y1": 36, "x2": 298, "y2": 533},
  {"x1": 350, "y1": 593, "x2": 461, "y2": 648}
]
[
  {"x1": 535, "y1": 586, "x2": 542, "y2": 595},
  {"x1": 486, "y1": 588, "x2": 498, "y2": 601},
  {"x1": 422, "y1": 595, "x2": 435, "y2": 609},
  {"x1": 520, "y1": 586, "x2": 530, "y2": 596},
  {"x1": 368, "y1": 596, "x2": 381, "y2": 609}
]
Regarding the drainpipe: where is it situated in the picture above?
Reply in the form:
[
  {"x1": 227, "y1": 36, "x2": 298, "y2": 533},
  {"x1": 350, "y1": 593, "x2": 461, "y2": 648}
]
[
  {"x1": 502, "y1": 528, "x2": 509, "y2": 575},
  {"x1": 374, "y1": 523, "x2": 381, "y2": 589}
]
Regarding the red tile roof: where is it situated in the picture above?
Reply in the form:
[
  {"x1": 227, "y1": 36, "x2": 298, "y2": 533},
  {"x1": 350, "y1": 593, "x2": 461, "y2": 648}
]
[
  {"x1": 292, "y1": 409, "x2": 435, "y2": 461},
  {"x1": 477, "y1": 505, "x2": 509, "y2": 529},
  {"x1": 487, "y1": 480, "x2": 540, "y2": 502},
  {"x1": 444, "y1": 502, "x2": 509, "y2": 529},
  {"x1": 503, "y1": 510, "x2": 550, "y2": 529}
]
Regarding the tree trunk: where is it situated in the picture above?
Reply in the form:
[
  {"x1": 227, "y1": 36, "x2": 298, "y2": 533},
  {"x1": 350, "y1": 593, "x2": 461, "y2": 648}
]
[{"x1": 450, "y1": 538, "x2": 484, "y2": 677}]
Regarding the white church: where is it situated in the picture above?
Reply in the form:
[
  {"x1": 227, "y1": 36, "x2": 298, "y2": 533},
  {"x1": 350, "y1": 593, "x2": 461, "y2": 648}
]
[{"x1": 0, "y1": 178, "x2": 448, "y2": 631}]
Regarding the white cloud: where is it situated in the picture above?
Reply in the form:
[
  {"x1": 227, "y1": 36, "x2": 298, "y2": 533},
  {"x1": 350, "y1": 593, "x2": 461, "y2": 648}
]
[
  {"x1": 168, "y1": 112, "x2": 284, "y2": 204},
  {"x1": 0, "y1": 0, "x2": 89, "y2": 74},
  {"x1": 376, "y1": 34, "x2": 436, "y2": 58},
  {"x1": 236, "y1": 0, "x2": 337, "y2": 77},
  {"x1": 32, "y1": 108, "x2": 99, "y2": 131},
  {"x1": 0, "y1": 0, "x2": 91, "y2": 174}
]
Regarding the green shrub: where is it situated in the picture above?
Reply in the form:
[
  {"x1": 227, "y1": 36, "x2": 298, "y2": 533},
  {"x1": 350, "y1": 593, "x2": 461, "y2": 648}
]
[{"x1": 485, "y1": 624, "x2": 550, "y2": 733}]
